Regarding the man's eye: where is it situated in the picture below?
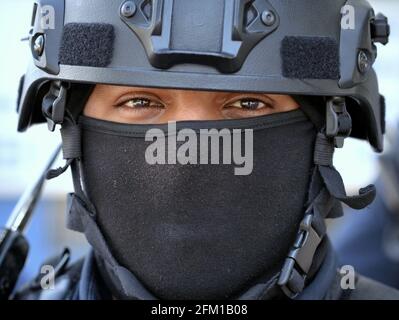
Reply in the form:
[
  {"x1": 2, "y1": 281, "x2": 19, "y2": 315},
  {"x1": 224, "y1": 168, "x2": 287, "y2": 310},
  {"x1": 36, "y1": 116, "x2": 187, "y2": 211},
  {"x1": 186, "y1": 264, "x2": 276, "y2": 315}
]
[
  {"x1": 228, "y1": 99, "x2": 269, "y2": 110},
  {"x1": 124, "y1": 98, "x2": 164, "y2": 109}
]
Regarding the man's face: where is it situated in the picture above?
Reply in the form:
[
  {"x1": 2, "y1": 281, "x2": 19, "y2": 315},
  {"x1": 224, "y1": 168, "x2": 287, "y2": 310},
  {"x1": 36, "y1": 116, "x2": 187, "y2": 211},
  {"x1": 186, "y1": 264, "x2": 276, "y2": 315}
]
[{"x1": 84, "y1": 84, "x2": 299, "y2": 123}]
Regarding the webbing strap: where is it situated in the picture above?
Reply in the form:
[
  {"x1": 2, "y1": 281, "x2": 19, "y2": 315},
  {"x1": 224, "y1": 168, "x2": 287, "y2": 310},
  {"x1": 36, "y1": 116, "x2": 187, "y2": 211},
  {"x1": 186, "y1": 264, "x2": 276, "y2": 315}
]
[
  {"x1": 279, "y1": 129, "x2": 376, "y2": 298},
  {"x1": 318, "y1": 165, "x2": 376, "y2": 210},
  {"x1": 61, "y1": 122, "x2": 81, "y2": 160}
]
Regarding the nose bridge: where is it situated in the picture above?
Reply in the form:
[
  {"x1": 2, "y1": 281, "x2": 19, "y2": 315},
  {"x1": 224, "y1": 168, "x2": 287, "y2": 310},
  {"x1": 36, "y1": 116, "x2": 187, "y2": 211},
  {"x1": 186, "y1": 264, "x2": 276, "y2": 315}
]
[{"x1": 171, "y1": 91, "x2": 221, "y2": 121}]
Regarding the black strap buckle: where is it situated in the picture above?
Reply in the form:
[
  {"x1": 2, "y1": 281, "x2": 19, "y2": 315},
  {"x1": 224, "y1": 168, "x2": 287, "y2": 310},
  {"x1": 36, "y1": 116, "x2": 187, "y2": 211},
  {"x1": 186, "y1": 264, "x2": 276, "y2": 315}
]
[
  {"x1": 326, "y1": 97, "x2": 352, "y2": 148},
  {"x1": 278, "y1": 212, "x2": 322, "y2": 298},
  {"x1": 42, "y1": 81, "x2": 69, "y2": 132}
]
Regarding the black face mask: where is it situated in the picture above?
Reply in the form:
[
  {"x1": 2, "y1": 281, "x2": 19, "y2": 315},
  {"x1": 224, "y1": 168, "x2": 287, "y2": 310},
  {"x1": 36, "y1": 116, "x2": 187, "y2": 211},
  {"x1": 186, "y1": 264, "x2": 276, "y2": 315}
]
[{"x1": 77, "y1": 109, "x2": 317, "y2": 300}]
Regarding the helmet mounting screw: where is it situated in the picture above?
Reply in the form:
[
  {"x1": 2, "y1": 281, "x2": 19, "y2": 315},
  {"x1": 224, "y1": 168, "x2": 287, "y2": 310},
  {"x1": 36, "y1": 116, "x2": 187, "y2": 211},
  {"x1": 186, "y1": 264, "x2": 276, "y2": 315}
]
[
  {"x1": 261, "y1": 10, "x2": 276, "y2": 26},
  {"x1": 33, "y1": 34, "x2": 45, "y2": 57},
  {"x1": 121, "y1": 1, "x2": 137, "y2": 18},
  {"x1": 357, "y1": 50, "x2": 371, "y2": 74}
]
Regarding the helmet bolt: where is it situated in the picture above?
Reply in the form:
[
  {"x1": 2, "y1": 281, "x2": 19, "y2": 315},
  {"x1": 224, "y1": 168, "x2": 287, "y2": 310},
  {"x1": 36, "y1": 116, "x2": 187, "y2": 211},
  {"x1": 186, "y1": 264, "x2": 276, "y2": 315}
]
[
  {"x1": 121, "y1": 1, "x2": 137, "y2": 18},
  {"x1": 358, "y1": 50, "x2": 371, "y2": 74},
  {"x1": 33, "y1": 34, "x2": 45, "y2": 57},
  {"x1": 261, "y1": 10, "x2": 276, "y2": 26}
]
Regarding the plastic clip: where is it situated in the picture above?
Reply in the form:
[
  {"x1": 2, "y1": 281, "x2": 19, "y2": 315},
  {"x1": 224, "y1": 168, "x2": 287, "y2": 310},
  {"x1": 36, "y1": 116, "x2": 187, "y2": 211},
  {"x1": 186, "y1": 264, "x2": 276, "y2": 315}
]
[
  {"x1": 42, "y1": 81, "x2": 69, "y2": 132},
  {"x1": 326, "y1": 97, "x2": 352, "y2": 148},
  {"x1": 278, "y1": 212, "x2": 322, "y2": 298}
]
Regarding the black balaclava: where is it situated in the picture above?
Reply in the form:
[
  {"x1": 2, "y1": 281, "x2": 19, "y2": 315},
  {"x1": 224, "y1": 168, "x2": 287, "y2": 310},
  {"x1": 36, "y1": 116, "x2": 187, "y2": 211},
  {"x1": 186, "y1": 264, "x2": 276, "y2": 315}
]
[
  {"x1": 79, "y1": 110, "x2": 315, "y2": 300},
  {"x1": 56, "y1": 93, "x2": 376, "y2": 300}
]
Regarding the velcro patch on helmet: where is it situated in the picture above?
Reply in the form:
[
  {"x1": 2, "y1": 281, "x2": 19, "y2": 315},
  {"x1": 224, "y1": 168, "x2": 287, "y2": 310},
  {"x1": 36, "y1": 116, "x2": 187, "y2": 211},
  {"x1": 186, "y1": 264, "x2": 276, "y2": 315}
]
[
  {"x1": 59, "y1": 23, "x2": 115, "y2": 68},
  {"x1": 281, "y1": 36, "x2": 340, "y2": 80}
]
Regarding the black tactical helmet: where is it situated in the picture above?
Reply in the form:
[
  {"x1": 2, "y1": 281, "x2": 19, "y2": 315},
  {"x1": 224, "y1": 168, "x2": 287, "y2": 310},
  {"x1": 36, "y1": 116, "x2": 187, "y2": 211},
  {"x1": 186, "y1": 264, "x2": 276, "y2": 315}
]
[{"x1": 17, "y1": 0, "x2": 389, "y2": 151}]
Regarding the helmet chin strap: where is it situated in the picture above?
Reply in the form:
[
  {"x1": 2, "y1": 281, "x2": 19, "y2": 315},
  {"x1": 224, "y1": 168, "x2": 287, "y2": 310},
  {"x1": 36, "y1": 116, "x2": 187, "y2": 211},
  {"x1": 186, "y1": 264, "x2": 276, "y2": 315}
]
[
  {"x1": 43, "y1": 82, "x2": 93, "y2": 180},
  {"x1": 277, "y1": 97, "x2": 376, "y2": 298}
]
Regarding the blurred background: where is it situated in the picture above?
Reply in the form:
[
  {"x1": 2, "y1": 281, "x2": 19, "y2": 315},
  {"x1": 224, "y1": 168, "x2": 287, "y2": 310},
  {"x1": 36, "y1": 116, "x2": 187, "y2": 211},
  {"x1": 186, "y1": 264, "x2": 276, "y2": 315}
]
[{"x1": 0, "y1": 0, "x2": 398, "y2": 287}]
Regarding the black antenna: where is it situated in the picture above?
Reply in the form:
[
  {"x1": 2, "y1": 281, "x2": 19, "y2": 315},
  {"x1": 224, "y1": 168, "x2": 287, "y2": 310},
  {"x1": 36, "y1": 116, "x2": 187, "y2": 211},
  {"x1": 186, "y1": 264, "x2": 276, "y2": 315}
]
[{"x1": 0, "y1": 145, "x2": 61, "y2": 299}]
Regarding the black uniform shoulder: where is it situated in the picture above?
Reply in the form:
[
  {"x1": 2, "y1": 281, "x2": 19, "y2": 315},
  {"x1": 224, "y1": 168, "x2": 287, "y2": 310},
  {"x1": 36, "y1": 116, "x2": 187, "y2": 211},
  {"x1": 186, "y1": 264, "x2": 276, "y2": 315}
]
[
  {"x1": 13, "y1": 248, "x2": 84, "y2": 300},
  {"x1": 345, "y1": 274, "x2": 399, "y2": 300},
  {"x1": 327, "y1": 270, "x2": 399, "y2": 300}
]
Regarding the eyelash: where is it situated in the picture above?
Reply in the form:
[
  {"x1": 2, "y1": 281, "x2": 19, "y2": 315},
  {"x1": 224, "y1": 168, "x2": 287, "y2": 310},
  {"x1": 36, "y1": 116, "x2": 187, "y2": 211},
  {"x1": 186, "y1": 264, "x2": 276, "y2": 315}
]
[
  {"x1": 226, "y1": 98, "x2": 271, "y2": 110},
  {"x1": 121, "y1": 97, "x2": 164, "y2": 109}
]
